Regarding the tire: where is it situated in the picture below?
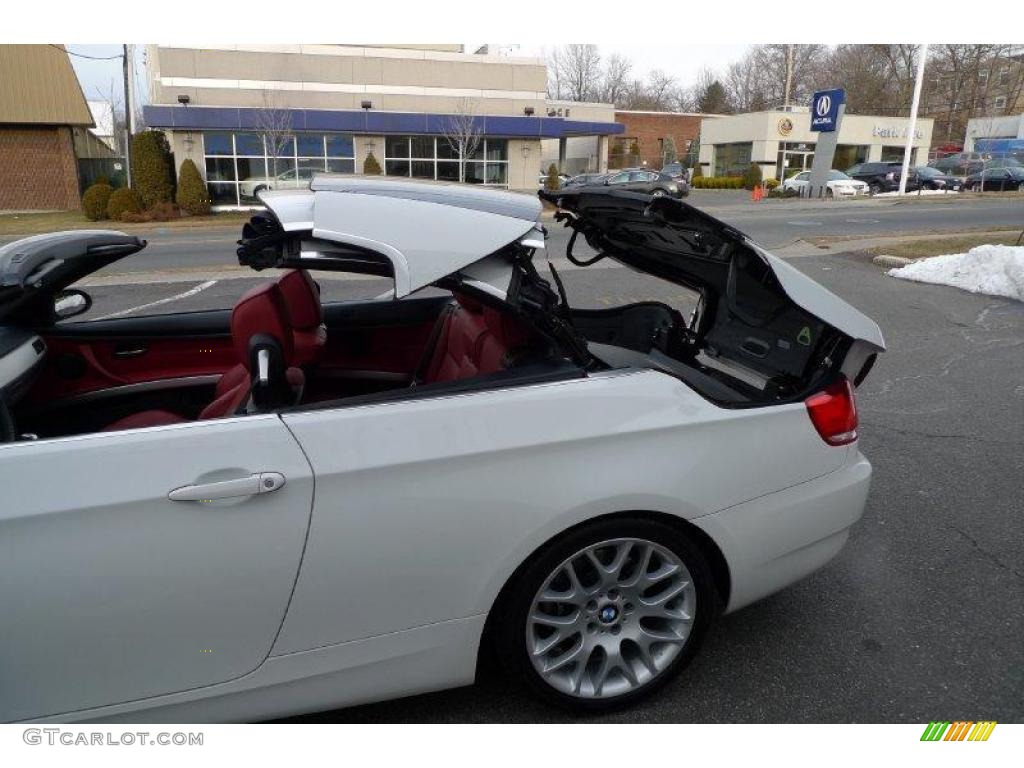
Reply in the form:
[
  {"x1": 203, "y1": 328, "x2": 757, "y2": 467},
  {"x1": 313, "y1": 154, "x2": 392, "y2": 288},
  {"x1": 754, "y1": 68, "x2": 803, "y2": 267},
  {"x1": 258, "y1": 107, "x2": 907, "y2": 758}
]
[
  {"x1": 651, "y1": 189, "x2": 667, "y2": 198},
  {"x1": 826, "y1": 187, "x2": 834, "y2": 198},
  {"x1": 253, "y1": 185, "x2": 268, "y2": 197},
  {"x1": 971, "y1": 183, "x2": 981, "y2": 192},
  {"x1": 869, "y1": 183, "x2": 882, "y2": 195},
  {"x1": 494, "y1": 516, "x2": 714, "y2": 712}
]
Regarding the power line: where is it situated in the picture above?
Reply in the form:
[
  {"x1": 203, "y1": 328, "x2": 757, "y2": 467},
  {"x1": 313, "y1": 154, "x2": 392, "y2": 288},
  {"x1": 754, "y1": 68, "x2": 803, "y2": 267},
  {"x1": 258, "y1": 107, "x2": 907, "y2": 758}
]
[{"x1": 52, "y1": 44, "x2": 123, "y2": 61}]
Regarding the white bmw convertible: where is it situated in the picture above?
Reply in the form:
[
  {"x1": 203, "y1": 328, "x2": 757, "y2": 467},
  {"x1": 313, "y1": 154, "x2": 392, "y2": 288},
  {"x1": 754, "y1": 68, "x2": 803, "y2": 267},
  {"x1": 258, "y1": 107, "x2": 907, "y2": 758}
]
[{"x1": 0, "y1": 178, "x2": 884, "y2": 722}]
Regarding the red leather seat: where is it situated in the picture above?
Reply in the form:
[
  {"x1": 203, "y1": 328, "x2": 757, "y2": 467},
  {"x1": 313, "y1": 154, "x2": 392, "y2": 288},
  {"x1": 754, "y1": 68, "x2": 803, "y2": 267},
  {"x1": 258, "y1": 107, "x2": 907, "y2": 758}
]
[
  {"x1": 420, "y1": 294, "x2": 535, "y2": 384},
  {"x1": 276, "y1": 269, "x2": 325, "y2": 367},
  {"x1": 104, "y1": 281, "x2": 297, "y2": 431}
]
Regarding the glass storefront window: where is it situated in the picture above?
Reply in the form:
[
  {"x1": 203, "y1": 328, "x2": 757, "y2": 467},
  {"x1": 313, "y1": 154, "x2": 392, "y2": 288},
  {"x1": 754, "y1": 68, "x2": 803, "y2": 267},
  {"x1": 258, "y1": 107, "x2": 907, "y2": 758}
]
[
  {"x1": 203, "y1": 130, "x2": 355, "y2": 207},
  {"x1": 205, "y1": 157, "x2": 236, "y2": 182},
  {"x1": 297, "y1": 134, "x2": 324, "y2": 156},
  {"x1": 713, "y1": 142, "x2": 753, "y2": 177},
  {"x1": 234, "y1": 133, "x2": 265, "y2": 156},
  {"x1": 326, "y1": 135, "x2": 354, "y2": 158},
  {"x1": 327, "y1": 158, "x2": 355, "y2": 174},
  {"x1": 386, "y1": 136, "x2": 410, "y2": 158},
  {"x1": 383, "y1": 136, "x2": 509, "y2": 186},
  {"x1": 834, "y1": 145, "x2": 869, "y2": 172},
  {"x1": 204, "y1": 132, "x2": 233, "y2": 156}
]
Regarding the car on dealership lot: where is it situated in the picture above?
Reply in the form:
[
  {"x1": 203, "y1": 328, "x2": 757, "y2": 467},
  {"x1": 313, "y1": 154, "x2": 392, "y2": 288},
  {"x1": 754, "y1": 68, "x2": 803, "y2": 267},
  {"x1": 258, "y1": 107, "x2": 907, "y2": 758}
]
[
  {"x1": 847, "y1": 161, "x2": 914, "y2": 194},
  {"x1": 963, "y1": 165, "x2": 1024, "y2": 191},
  {"x1": 782, "y1": 169, "x2": 868, "y2": 197},
  {"x1": 929, "y1": 152, "x2": 1024, "y2": 180},
  {"x1": 563, "y1": 172, "x2": 608, "y2": 188},
  {"x1": 238, "y1": 166, "x2": 317, "y2": 199},
  {"x1": 599, "y1": 168, "x2": 688, "y2": 197},
  {"x1": 0, "y1": 178, "x2": 883, "y2": 722},
  {"x1": 912, "y1": 165, "x2": 962, "y2": 191}
]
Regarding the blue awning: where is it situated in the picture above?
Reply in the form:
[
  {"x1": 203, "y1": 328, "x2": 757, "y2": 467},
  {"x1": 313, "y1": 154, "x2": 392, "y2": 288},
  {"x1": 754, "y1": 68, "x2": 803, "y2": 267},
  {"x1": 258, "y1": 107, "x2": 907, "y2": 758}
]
[{"x1": 143, "y1": 105, "x2": 623, "y2": 139}]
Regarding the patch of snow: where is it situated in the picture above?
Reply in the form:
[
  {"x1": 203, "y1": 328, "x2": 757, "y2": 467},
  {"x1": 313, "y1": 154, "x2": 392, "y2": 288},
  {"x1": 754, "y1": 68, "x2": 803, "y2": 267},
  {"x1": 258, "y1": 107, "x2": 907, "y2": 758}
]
[
  {"x1": 888, "y1": 244, "x2": 1024, "y2": 301},
  {"x1": 873, "y1": 189, "x2": 961, "y2": 197}
]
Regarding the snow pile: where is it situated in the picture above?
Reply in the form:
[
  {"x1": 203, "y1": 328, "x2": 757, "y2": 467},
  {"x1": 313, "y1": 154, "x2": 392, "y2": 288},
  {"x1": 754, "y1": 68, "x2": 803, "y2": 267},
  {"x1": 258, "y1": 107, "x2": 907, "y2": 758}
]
[
  {"x1": 887, "y1": 244, "x2": 1024, "y2": 301},
  {"x1": 873, "y1": 189, "x2": 960, "y2": 197}
]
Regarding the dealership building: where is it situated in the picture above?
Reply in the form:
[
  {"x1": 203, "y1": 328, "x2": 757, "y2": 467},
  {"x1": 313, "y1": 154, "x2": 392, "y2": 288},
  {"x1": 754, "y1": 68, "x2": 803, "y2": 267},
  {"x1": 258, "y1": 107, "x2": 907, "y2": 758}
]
[
  {"x1": 698, "y1": 107, "x2": 934, "y2": 180},
  {"x1": 143, "y1": 45, "x2": 623, "y2": 207}
]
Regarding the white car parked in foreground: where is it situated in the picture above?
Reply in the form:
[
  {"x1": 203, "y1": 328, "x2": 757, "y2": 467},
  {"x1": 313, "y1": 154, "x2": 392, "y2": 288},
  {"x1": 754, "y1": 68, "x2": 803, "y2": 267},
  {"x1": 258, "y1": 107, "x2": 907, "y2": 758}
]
[
  {"x1": 783, "y1": 169, "x2": 869, "y2": 197},
  {"x1": 0, "y1": 178, "x2": 884, "y2": 722}
]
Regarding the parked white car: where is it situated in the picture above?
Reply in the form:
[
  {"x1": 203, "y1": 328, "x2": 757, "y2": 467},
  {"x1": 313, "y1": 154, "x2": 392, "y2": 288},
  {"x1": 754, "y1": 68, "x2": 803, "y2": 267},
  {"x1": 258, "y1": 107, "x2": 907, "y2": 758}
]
[
  {"x1": 783, "y1": 170, "x2": 868, "y2": 197},
  {"x1": 0, "y1": 179, "x2": 883, "y2": 722},
  {"x1": 238, "y1": 166, "x2": 316, "y2": 199}
]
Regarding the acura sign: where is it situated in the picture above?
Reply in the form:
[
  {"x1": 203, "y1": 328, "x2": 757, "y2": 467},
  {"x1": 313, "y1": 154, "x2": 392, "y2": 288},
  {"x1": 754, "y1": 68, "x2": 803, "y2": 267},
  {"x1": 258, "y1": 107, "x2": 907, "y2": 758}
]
[{"x1": 810, "y1": 88, "x2": 845, "y2": 133}]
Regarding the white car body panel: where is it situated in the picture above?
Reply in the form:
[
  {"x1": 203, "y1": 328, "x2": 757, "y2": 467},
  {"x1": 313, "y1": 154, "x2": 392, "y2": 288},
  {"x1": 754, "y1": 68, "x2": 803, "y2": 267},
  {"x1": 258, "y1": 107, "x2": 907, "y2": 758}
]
[
  {"x1": 10, "y1": 371, "x2": 869, "y2": 723},
  {"x1": 273, "y1": 369, "x2": 847, "y2": 655},
  {"x1": 0, "y1": 416, "x2": 314, "y2": 723}
]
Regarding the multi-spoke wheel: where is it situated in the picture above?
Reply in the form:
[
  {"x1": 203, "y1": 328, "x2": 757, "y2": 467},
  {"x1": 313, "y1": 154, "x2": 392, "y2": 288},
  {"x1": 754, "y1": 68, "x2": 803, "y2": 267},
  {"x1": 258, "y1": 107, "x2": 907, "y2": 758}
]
[{"x1": 496, "y1": 518, "x2": 713, "y2": 710}]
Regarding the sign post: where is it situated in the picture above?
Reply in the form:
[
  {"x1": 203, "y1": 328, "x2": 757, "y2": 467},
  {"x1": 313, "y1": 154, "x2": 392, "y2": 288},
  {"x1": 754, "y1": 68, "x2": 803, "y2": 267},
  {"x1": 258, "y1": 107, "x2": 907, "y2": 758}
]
[{"x1": 807, "y1": 88, "x2": 845, "y2": 198}]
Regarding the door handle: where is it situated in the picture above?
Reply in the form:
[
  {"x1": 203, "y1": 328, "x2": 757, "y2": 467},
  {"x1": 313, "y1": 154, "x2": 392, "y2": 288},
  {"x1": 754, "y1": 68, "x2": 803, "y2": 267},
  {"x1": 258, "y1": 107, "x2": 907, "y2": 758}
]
[
  {"x1": 113, "y1": 346, "x2": 148, "y2": 358},
  {"x1": 168, "y1": 472, "x2": 286, "y2": 502}
]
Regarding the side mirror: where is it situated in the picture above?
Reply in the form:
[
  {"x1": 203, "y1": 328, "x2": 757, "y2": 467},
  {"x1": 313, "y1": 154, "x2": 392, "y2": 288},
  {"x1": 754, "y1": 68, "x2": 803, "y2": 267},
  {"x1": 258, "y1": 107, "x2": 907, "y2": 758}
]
[{"x1": 53, "y1": 289, "x2": 92, "y2": 321}]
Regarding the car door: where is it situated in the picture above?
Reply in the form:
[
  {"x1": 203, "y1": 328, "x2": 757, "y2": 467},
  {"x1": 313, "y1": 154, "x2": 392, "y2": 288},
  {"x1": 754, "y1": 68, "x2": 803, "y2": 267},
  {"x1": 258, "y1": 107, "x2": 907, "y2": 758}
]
[{"x1": 0, "y1": 414, "x2": 314, "y2": 722}]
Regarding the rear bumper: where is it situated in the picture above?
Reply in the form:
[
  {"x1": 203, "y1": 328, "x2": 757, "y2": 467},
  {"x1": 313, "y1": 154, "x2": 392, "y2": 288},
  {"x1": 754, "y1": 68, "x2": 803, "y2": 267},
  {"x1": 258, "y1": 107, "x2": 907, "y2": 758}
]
[{"x1": 691, "y1": 450, "x2": 872, "y2": 613}]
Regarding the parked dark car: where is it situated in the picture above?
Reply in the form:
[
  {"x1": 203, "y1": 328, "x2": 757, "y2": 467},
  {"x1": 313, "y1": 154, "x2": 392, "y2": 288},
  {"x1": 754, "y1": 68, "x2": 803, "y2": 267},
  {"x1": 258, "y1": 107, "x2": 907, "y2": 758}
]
[
  {"x1": 963, "y1": 165, "x2": 1024, "y2": 192},
  {"x1": 847, "y1": 161, "x2": 913, "y2": 194},
  {"x1": 914, "y1": 166, "x2": 962, "y2": 191},
  {"x1": 930, "y1": 153, "x2": 1023, "y2": 179},
  {"x1": 847, "y1": 162, "x2": 958, "y2": 194},
  {"x1": 660, "y1": 162, "x2": 692, "y2": 195},
  {"x1": 563, "y1": 172, "x2": 608, "y2": 188},
  {"x1": 599, "y1": 169, "x2": 687, "y2": 197}
]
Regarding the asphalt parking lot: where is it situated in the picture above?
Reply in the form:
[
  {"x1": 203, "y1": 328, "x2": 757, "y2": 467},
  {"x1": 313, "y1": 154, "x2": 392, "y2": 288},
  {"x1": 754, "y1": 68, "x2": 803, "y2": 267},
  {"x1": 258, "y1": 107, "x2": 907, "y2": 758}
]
[{"x1": 275, "y1": 250, "x2": 1020, "y2": 723}]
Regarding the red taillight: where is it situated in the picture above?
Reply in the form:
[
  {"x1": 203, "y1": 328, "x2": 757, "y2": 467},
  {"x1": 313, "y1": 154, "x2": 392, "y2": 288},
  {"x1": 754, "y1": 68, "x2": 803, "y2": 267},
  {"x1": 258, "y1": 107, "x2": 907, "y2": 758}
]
[{"x1": 805, "y1": 377, "x2": 858, "y2": 446}]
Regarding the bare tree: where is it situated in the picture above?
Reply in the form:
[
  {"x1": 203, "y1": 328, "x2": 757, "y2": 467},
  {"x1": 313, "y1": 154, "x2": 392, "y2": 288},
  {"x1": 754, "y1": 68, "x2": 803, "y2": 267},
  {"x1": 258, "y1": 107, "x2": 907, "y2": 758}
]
[
  {"x1": 256, "y1": 92, "x2": 294, "y2": 179},
  {"x1": 442, "y1": 98, "x2": 483, "y2": 184},
  {"x1": 600, "y1": 53, "x2": 633, "y2": 104},
  {"x1": 547, "y1": 45, "x2": 603, "y2": 101}
]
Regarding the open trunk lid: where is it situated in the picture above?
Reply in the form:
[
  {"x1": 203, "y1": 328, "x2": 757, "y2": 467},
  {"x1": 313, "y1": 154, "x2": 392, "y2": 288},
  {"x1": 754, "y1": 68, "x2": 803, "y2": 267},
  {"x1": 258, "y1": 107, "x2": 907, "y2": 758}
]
[{"x1": 542, "y1": 187, "x2": 884, "y2": 400}]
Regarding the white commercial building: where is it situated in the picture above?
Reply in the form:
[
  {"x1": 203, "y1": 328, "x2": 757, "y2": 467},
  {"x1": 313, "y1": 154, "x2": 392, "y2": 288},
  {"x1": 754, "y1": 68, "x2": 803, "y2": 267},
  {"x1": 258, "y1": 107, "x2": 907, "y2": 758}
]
[{"x1": 699, "y1": 107, "x2": 934, "y2": 181}]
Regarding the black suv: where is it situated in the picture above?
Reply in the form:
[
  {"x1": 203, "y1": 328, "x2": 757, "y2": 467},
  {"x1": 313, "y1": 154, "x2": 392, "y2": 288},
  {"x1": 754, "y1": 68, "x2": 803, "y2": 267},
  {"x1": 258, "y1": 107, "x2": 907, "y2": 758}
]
[{"x1": 847, "y1": 161, "x2": 910, "y2": 194}]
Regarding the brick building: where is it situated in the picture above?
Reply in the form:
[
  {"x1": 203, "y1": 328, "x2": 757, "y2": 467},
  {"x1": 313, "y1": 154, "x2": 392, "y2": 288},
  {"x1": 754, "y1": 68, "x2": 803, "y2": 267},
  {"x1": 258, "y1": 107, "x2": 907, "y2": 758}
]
[
  {"x1": 0, "y1": 45, "x2": 95, "y2": 211},
  {"x1": 612, "y1": 110, "x2": 719, "y2": 170}
]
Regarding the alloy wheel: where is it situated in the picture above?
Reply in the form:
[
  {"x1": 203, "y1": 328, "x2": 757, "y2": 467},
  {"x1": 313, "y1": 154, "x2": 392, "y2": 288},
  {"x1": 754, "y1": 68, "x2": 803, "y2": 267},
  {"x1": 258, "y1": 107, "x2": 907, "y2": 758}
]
[{"x1": 525, "y1": 537, "x2": 696, "y2": 699}]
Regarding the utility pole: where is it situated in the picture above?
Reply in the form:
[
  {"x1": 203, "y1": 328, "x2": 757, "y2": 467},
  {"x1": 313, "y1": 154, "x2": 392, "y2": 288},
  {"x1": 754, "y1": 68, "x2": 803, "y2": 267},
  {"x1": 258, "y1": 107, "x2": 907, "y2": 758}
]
[
  {"x1": 122, "y1": 44, "x2": 132, "y2": 187},
  {"x1": 784, "y1": 44, "x2": 794, "y2": 108},
  {"x1": 899, "y1": 43, "x2": 929, "y2": 196}
]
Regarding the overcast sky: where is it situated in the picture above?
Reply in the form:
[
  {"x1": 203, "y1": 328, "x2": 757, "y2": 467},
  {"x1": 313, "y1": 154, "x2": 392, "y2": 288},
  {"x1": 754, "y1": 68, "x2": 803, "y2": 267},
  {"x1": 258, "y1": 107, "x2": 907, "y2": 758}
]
[{"x1": 66, "y1": 44, "x2": 753, "y2": 109}]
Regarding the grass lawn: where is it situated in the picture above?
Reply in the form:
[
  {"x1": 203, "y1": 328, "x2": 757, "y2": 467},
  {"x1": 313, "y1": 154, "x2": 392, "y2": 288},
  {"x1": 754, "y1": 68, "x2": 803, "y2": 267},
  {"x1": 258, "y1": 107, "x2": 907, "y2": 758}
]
[
  {"x1": 866, "y1": 231, "x2": 1024, "y2": 259},
  {"x1": 0, "y1": 209, "x2": 252, "y2": 237}
]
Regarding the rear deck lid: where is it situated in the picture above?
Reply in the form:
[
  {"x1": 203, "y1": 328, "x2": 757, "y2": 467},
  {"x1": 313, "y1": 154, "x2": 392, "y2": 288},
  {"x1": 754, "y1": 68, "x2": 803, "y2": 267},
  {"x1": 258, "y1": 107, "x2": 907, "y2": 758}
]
[{"x1": 542, "y1": 187, "x2": 885, "y2": 352}]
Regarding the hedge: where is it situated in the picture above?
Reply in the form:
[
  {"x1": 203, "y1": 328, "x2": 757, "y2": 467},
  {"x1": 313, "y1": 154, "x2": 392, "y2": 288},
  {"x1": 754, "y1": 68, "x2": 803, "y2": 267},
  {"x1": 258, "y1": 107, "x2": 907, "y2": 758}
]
[
  {"x1": 176, "y1": 159, "x2": 211, "y2": 216},
  {"x1": 130, "y1": 130, "x2": 175, "y2": 208},
  {"x1": 81, "y1": 183, "x2": 113, "y2": 221},
  {"x1": 691, "y1": 176, "x2": 744, "y2": 189},
  {"x1": 107, "y1": 187, "x2": 143, "y2": 221}
]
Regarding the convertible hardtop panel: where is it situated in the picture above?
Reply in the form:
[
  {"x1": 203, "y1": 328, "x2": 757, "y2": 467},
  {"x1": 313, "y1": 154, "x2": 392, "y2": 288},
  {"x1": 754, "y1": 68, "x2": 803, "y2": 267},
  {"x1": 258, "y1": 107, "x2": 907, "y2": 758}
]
[
  {"x1": 542, "y1": 187, "x2": 885, "y2": 351},
  {"x1": 261, "y1": 179, "x2": 543, "y2": 298}
]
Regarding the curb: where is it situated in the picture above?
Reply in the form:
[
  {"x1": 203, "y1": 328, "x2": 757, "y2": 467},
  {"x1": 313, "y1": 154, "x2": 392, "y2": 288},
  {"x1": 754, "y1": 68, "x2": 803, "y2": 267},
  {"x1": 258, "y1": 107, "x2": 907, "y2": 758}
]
[{"x1": 871, "y1": 255, "x2": 914, "y2": 269}]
